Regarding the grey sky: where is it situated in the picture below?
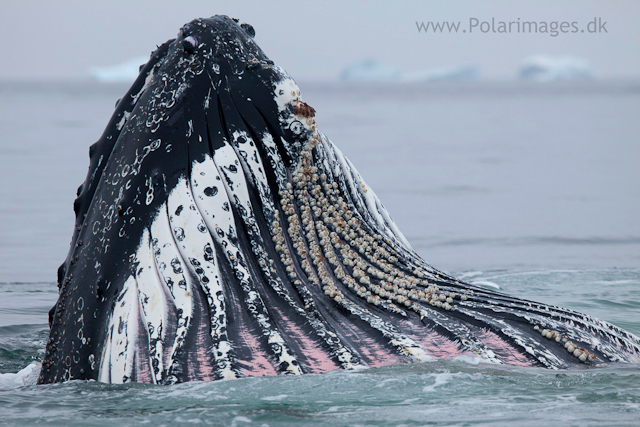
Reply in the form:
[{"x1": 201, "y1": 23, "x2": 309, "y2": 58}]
[{"x1": 1, "y1": 0, "x2": 638, "y2": 81}]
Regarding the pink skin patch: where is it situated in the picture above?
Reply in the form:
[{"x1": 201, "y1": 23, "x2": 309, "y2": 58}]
[
  {"x1": 396, "y1": 319, "x2": 468, "y2": 359},
  {"x1": 134, "y1": 345, "x2": 154, "y2": 384},
  {"x1": 472, "y1": 329, "x2": 534, "y2": 367},
  {"x1": 236, "y1": 324, "x2": 279, "y2": 377},
  {"x1": 191, "y1": 325, "x2": 217, "y2": 381},
  {"x1": 269, "y1": 305, "x2": 339, "y2": 374},
  {"x1": 184, "y1": 287, "x2": 217, "y2": 381},
  {"x1": 225, "y1": 284, "x2": 278, "y2": 377},
  {"x1": 223, "y1": 283, "x2": 279, "y2": 377},
  {"x1": 355, "y1": 335, "x2": 402, "y2": 368},
  {"x1": 329, "y1": 315, "x2": 401, "y2": 368},
  {"x1": 133, "y1": 312, "x2": 154, "y2": 383}
]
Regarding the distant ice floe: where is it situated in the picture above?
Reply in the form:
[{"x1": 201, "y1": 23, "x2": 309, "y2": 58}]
[
  {"x1": 89, "y1": 56, "x2": 148, "y2": 83},
  {"x1": 519, "y1": 55, "x2": 592, "y2": 81},
  {"x1": 340, "y1": 59, "x2": 478, "y2": 82}
]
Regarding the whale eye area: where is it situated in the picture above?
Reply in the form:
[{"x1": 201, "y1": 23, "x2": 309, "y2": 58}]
[
  {"x1": 240, "y1": 23, "x2": 255, "y2": 38},
  {"x1": 183, "y1": 36, "x2": 198, "y2": 53}
]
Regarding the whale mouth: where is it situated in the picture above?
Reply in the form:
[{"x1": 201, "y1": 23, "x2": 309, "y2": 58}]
[{"x1": 39, "y1": 15, "x2": 640, "y2": 385}]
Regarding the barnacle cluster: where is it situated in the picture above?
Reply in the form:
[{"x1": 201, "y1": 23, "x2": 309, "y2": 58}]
[
  {"x1": 535, "y1": 325, "x2": 596, "y2": 363},
  {"x1": 265, "y1": 89, "x2": 603, "y2": 367},
  {"x1": 268, "y1": 104, "x2": 476, "y2": 322}
]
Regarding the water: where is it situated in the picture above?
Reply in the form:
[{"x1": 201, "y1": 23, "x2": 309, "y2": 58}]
[
  {"x1": 2, "y1": 271, "x2": 640, "y2": 426},
  {"x1": 1, "y1": 80, "x2": 639, "y2": 425}
]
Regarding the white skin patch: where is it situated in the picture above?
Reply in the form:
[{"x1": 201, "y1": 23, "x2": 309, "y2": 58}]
[
  {"x1": 190, "y1": 153, "x2": 302, "y2": 375},
  {"x1": 149, "y1": 203, "x2": 194, "y2": 383},
  {"x1": 167, "y1": 177, "x2": 237, "y2": 379},
  {"x1": 99, "y1": 276, "x2": 139, "y2": 383},
  {"x1": 134, "y1": 229, "x2": 168, "y2": 384}
]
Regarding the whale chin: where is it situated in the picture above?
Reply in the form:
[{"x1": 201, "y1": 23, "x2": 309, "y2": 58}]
[{"x1": 38, "y1": 15, "x2": 640, "y2": 385}]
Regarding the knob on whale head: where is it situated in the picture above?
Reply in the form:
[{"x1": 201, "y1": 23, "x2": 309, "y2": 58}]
[{"x1": 172, "y1": 15, "x2": 269, "y2": 68}]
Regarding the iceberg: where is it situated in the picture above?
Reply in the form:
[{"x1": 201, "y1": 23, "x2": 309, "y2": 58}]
[
  {"x1": 89, "y1": 56, "x2": 149, "y2": 83},
  {"x1": 340, "y1": 59, "x2": 403, "y2": 82},
  {"x1": 519, "y1": 55, "x2": 592, "y2": 81}
]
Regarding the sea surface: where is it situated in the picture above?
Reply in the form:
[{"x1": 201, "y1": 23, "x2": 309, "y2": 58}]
[{"x1": 1, "y1": 79, "x2": 639, "y2": 426}]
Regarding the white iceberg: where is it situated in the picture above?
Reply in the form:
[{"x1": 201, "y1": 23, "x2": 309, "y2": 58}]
[
  {"x1": 519, "y1": 55, "x2": 592, "y2": 81},
  {"x1": 340, "y1": 59, "x2": 403, "y2": 82},
  {"x1": 89, "y1": 56, "x2": 149, "y2": 83}
]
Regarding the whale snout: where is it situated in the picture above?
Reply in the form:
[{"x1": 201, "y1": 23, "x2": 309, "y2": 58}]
[{"x1": 176, "y1": 15, "x2": 263, "y2": 61}]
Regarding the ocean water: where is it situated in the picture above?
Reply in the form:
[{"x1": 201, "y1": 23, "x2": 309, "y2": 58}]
[{"x1": 1, "y1": 80, "x2": 639, "y2": 426}]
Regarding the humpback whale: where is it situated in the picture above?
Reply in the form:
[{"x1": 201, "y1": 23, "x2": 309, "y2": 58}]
[{"x1": 39, "y1": 15, "x2": 640, "y2": 384}]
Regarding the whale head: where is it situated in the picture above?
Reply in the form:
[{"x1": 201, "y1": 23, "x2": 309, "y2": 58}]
[{"x1": 39, "y1": 15, "x2": 640, "y2": 385}]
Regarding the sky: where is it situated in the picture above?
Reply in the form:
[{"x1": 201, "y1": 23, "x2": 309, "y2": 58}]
[{"x1": 1, "y1": 0, "x2": 639, "y2": 81}]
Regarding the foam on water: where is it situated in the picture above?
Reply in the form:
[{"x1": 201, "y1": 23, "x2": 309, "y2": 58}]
[
  {"x1": 469, "y1": 279, "x2": 501, "y2": 289},
  {"x1": 450, "y1": 354, "x2": 500, "y2": 366},
  {"x1": 0, "y1": 362, "x2": 41, "y2": 390},
  {"x1": 421, "y1": 371, "x2": 465, "y2": 393}
]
